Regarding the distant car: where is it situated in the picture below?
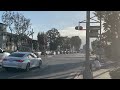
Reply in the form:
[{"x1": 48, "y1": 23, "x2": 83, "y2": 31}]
[
  {"x1": 41, "y1": 52, "x2": 47, "y2": 55},
  {"x1": 49, "y1": 51, "x2": 56, "y2": 55},
  {"x1": 63, "y1": 51, "x2": 66, "y2": 54},
  {"x1": 2, "y1": 52, "x2": 42, "y2": 71}
]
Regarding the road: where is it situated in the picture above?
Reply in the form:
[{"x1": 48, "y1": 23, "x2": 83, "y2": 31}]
[{"x1": 0, "y1": 53, "x2": 93, "y2": 79}]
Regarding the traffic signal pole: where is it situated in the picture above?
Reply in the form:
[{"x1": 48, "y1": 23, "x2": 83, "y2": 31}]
[
  {"x1": 75, "y1": 11, "x2": 101, "y2": 79},
  {"x1": 99, "y1": 11, "x2": 102, "y2": 61},
  {"x1": 83, "y1": 11, "x2": 93, "y2": 79}
]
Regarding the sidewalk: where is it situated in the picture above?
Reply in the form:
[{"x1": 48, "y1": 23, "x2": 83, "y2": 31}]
[
  {"x1": 74, "y1": 60, "x2": 116, "y2": 79},
  {"x1": 74, "y1": 68, "x2": 112, "y2": 79},
  {"x1": 93, "y1": 69, "x2": 111, "y2": 79}
]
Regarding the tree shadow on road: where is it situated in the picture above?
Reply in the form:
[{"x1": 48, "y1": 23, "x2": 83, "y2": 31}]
[{"x1": 14, "y1": 61, "x2": 84, "y2": 79}]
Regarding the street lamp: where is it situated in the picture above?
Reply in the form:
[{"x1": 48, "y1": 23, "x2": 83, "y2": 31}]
[{"x1": 29, "y1": 29, "x2": 34, "y2": 51}]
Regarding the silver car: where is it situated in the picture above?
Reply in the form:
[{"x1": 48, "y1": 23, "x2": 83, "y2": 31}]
[{"x1": 2, "y1": 52, "x2": 42, "y2": 71}]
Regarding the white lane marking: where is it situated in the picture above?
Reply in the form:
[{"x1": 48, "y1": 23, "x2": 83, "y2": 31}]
[
  {"x1": 74, "y1": 75, "x2": 83, "y2": 79},
  {"x1": 8, "y1": 74, "x2": 23, "y2": 79},
  {"x1": 66, "y1": 72, "x2": 81, "y2": 79},
  {"x1": 74, "y1": 72, "x2": 82, "y2": 79},
  {"x1": 70, "y1": 72, "x2": 77, "y2": 75}
]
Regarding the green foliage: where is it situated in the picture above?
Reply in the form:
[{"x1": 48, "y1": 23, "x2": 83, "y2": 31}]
[
  {"x1": 46, "y1": 28, "x2": 60, "y2": 51},
  {"x1": 57, "y1": 36, "x2": 71, "y2": 51},
  {"x1": 70, "y1": 36, "x2": 82, "y2": 51},
  {"x1": 2, "y1": 11, "x2": 31, "y2": 51},
  {"x1": 94, "y1": 11, "x2": 120, "y2": 59},
  {"x1": 37, "y1": 32, "x2": 47, "y2": 51}
]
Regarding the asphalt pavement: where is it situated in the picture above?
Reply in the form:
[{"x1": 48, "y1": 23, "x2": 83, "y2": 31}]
[{"x1": 0, "y1": 53, "x2": 89, "y2": 79}]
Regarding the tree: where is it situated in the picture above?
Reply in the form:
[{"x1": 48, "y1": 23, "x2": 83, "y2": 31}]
[
  {"x1": 2, "y1": 11, "x2": 15, "y2": 50},
  {"x1": 91, "y1": 39, "x2": 102, "y2": 55},
  {"x1": 70, "y1": 36, "x2": 82, "y2": 51},
  {"x1": 94, "y1": 11, "x2": 120, "y2": 59},
  {"x1": 57, "y1": 36, "x2": 71, "y2": 51},
  {"x1": 46, "y1": 28, "x2": 60, "y2": 51},
  {"x1": 13, "y1": 12, "x2": 31, "y2": 48},
  {"x1": 2, "y1": 11, "x2": 31, "y2": 51},
  {"x1": 37, "y1": 32, "x2": 47, "y2": 51},
  {"x1": 33, "y1": 40, "x2": 38, "y2": 51},
  {"x1": 2, "y1": 11, "x2": 14, "y2": 36}
]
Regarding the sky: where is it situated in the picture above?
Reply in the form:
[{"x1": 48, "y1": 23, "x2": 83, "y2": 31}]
[{"x1": 0, "y1": 11, "x2": 101, "y2": 49}]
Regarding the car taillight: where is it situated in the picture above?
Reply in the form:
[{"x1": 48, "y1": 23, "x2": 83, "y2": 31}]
[{"x1": 16, "y1": 60, "x2": 24, "y2": 62}]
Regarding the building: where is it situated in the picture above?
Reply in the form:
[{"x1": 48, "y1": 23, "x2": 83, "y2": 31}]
[
  {"x1": 0, "y1": 23, "x2": 7, "y2": 50},
  {"x1": 0, "y1": 22, "x2": 37, "y2": 52}
]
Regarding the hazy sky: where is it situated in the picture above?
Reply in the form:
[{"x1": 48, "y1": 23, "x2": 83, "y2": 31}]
[{"x1": 0, "y1": 11, "x2": 99, "y2": 48}]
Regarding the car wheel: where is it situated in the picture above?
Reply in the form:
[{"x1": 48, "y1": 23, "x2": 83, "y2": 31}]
[
  {"x1": 25, "y1": 63, "x2": 30, "y2": 72},
  {"x1": 38, "y1": 60, "x2": 42, "y2": 68}
]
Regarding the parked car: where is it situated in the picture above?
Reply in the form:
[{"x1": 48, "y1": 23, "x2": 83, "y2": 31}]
[
  {"x1": 0, "y1": 49, "x2": 10, "y2": 66},
  {"x1": 2, "y1": 52, "x2": 42, "y2": 71},
  {"x1": 41, "y1": 51, "x2": 47, "y2": 55},
  {"x1": 49, "y1": 51, "x2": 56, "y2": 55},
  {"x1": 34, "y1": 52, "x2": 41, "y2": 58},
  {"x1": 0, "y1": 48, "x2": 3, "y2": 53}
]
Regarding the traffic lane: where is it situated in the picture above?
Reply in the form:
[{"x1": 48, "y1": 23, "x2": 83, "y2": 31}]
[
  {"x1": 11, "y1": 62, "x2": 84, "y2": 79},
  {"x1": 0, "y1": 59, "x2": 49, "y2": 79},
  {"x1": 0, "y1": 56, "x2": 94, "y2": 79},
  {"x1": 0, "y1": 54, "x2": 85, "y2": 79},
  {"x1": 11, "y1": 58, "x2": 85, "y2": 79}
]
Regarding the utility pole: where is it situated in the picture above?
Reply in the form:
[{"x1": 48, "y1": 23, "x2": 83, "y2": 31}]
[
  {"x1": 99, "y1": 11, "x2": 102, "y2": 61},
  {"x1": 83, "y1": 11, "x2": 93, "y2": 79},
  {"x1": 75, "y1": 11, "x2": 101, "y2": 79},
  {"x1": 44, "y1": 33, "x2": 46, "y2": 57},
  {"x1": 31, "y1": 29, "x2": 34, "y2": 51}
]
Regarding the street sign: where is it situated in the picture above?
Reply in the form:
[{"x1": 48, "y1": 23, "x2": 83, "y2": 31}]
[
  {"x1": 89, "y1": 29, "x2": 99, "y2": 38},
  {"x1": 89, "y1": 26, "x2": 100, "y2": 38},
  {"x1": 90, "y1": 26, "x2": 100, "y2": 30}
]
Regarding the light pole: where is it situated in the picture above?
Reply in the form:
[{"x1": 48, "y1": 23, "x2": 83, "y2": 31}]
[
  {"x1": 99, "y1": 11, "x2": 102, "y2": 61},
  {"x1": 83, "y1": 11, "x2": 93, "y2": 79},
  {"x1": 75, "y1": 11, "x2": 102, "y2": 79},
  {"x1": 31, "y1": 29, "x2": 34, "y2": 51},
  {"x1": 44, "y1": 33, "x2": 46, "y2": 57}
]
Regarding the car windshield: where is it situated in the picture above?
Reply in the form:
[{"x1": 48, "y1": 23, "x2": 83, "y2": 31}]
[{"x1": 9, "y1": 53, "x2": 25, "y2": 57}]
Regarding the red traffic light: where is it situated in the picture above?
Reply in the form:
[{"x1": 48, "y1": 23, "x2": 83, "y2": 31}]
[{"x1": 75, "y1": 26, "x2": 83, "y2": 30}]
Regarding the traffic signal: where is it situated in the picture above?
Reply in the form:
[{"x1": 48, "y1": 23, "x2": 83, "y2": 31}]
[{"x1": 75, "y1": 26, "x2": 83, "y2": 30}]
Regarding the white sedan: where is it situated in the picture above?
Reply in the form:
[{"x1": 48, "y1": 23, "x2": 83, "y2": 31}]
[{"x1": 2, "y1": 52, "x2": 42, "y2": 71}]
